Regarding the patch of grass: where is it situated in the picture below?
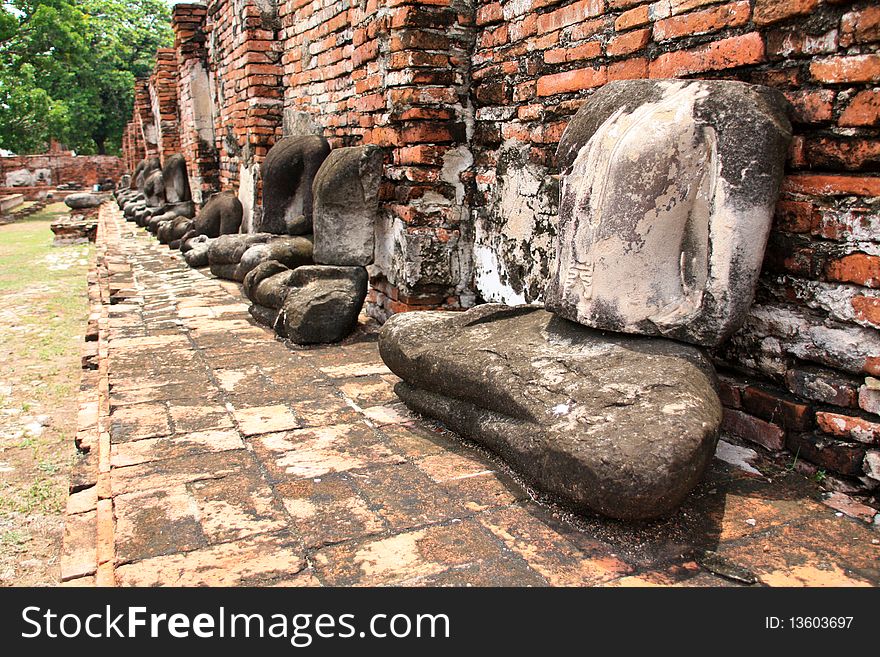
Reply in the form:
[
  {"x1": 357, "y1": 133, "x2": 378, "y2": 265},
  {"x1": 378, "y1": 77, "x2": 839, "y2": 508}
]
[
  {"x1": 37, "y1": 460, "x2": 59, "y2": 475},
  {"x1": 0, "y1": 205, "x2": 87, "y2": 584},
  {"x1": 0, "y1": 478, "x2": 64, "y2": 514},
  {"x1": 1, "y1": 530, "x2": 28, "y2": 547},
  {"x1": 17, "y1": 435, "x2": 36, "y2": 449}
]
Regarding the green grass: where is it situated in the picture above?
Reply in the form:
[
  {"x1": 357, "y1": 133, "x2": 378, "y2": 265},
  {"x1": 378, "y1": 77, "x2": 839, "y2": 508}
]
[
  {"x1": 0, "y1": 206, "x2": 90, "y2": 523},
  {"x1": 0, "y1": 479, "x2": 64, "y2": 514},
  {"x1": 1, "y1": 530, "x2": 28, "y2": 548},
  {"x1": 0, "y1": 203, "x2": 87, "y2": 292},
  {"x1": 37, "y1": 460, "x2": 59, "y2": 475}
]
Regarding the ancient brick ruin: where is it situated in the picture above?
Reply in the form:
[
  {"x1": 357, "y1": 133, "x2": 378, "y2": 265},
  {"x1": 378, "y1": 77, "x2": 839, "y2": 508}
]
[
  {"x1": 121, "y1": 0, "x2": 880, "y2": 498},
  {"x1": 0, "y1": 151, "x2": 124, "y2": 200}
]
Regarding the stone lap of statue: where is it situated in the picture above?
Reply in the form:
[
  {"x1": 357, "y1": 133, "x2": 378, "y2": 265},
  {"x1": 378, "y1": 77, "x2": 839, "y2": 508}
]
[
  {"x1": 239, "y1": 144, "x2": 382, "y2": 344},
  {"x1": 204, "y1": 136, "x2": 330, "y2": 282},
  {"x1": 177, "y1": 191, "x2": 244, "y2": 266}
]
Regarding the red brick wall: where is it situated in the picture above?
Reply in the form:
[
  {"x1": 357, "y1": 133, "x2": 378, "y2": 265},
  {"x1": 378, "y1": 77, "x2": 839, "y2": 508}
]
[
  {"x1": 149, "y1": 48, "x2": 182, "y2": 162},
  {"x1": 279, "y1": 0, "x2": 476, "y2": 317},
  {"x1": 203, "y1": 0, "x2": 284, "y2": 228},
  {"x1": 0, "y1": 153, "x2": 124, "y2": 198},
  {"x1": 173, "y1": 4, "x2": 221, "y2": 204},
  {"x1": 120, "y1": 0, "x2": 880, "y2": 491}
]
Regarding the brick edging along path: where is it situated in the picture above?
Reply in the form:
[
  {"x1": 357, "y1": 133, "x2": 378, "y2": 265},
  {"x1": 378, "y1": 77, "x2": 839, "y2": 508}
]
[{"x1": 58, "y1": 203, "x2": 880, "y2": 586}]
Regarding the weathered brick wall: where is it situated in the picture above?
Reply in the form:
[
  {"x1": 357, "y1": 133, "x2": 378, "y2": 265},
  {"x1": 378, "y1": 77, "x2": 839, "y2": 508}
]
[
  {"x1": 203, "y1": 0, "x2": 284, "y2": 229},
  {"x1": 149, "y1": 49, "x2": 182, "y2": 163},
  {"x1": 121, "y1": 0, "x2": 880, "y2": 493},
  {"x1": 278, "y1": 0, "x2": 477, "y2": 317},
  {"x1": 0, "y1": 153, "x2": 124, "y2": 197},
  {"x1": 133, "y1": 79, "x2": 160, "y2": 163},
  {"x1": 173, "y1": 4, "x2": 221, "y2": 203}
]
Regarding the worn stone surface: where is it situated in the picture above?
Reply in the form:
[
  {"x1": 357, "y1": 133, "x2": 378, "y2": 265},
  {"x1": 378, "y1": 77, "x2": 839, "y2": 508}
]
[
  {"x1": 208, "y1": 233, "x2": 275, "y2": 280},
  {"x1": 161, "y1": 154, "x2": 192, "y2": 206},
  {"x1": 181, "y1": 191, "x2": 243, "y2": 246},
  {"x1": 142, "y1": 169, "x2": 166, "y2": 210},
  {"x1": 157, "y1": 216, "x2": 192, "y2": 246},
  {"x1": 237, "y1": 236, "x2": 313, "y2": 281},
  {"x1": 258, "y1": 135, "x2": 331, "y2": 235},
  {"x1": 546, "y1": 79, "x2": 792, "y2": 347},
  {"x1": 64, "y1": 193, "x2": 102, "y2": 210},
  {"x1": 313, "y1": 145, "x2": 383, "y2": 266},
  {"x1": 278, "y1": 265, "x2": 368, "y2": 344},
  {"x1": 182, "y1": 235, "x2": 213, "y2": 268},
  {"x1": 380, "y1": 305, "x2": 723, "y2": 520}
]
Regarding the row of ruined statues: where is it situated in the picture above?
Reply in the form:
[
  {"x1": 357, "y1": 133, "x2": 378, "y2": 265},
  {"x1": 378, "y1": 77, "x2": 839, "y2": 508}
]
[
  {"x1": 116, "y1": 137, "x2": 383, "y2": 344},
  {"x1": 114, "y1": 79, "x2": 792, "y2": 522}
]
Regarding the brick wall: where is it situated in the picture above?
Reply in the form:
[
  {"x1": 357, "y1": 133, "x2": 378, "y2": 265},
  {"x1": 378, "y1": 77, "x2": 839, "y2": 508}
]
[
  {"x1": 149, "y1": 49, "x2": 182, "y2": 162},
  {"x1": 0, "y1": 153, "x2": 124, "y2": 198},
  {"x1": 134, "y1": 79, "x2": 159, "y2": 163},
  {"x1": 278, "y1": 0, "x2": 477, "y2": 317},
  {"x1": 173, "y1": 4, "x2": 221, "y2": 204},
  {"x1": 122, "y1": 0, "x2": 880, "y2": 494}
]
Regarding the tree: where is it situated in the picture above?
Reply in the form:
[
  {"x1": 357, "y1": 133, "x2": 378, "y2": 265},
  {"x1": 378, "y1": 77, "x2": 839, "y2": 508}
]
[{"x1": 0, "y1": 0, "x2": 173, "y2": 155}]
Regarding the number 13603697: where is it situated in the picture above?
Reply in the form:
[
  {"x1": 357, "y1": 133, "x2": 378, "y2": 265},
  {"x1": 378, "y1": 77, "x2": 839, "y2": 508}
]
[{"x1": 765, "y1": 617, "x2": 854, "y2": 629}]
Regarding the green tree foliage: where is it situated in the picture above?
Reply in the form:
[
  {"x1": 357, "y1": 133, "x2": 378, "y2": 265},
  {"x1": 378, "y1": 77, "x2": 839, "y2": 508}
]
[{"x1": 0, "y1": 0, "x2": 173, "y2": 155}]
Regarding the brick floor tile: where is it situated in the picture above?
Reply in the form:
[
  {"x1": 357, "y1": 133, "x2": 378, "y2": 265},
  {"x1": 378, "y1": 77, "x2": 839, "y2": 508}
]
[
  {"x1": 351, "y1": 462, "x2": 466, "y2": 531},
  {"x1": 110, "y1": 429, "x2": 245, "y2": 467},
  {"x1": 60, "y1": 510, "x2": 97, "y2": 581},
  {"x1": 714, "y1": 517, "x2": 879, "y2": 586},
  {"x1": 110, "y1": 450, "x2": 254, "y2": 496},
  {"x1": 362, "y1": 402, "x2": 419, "y2": 426},
  {"x1": 115, "y1": 533, "x2": 307, "y2": 586},
  {"x1": 276, "y1": 475, "x2": 385, "y2": 549},
  {"x1": 477, "y1": 507, "x2": 634, "y2": 586},
  {"x1": 312, "y1": 520, "x2": 512, "y2": 586},
  {"x1": 114, "y1": 486, "x2": 204, "y2": 563},
  {"x1": 168, "y1": 400, "x2": 235, "y2": 432},
  {"x1": 109, "y1": 402, "x2": 171, "y2": 442},
  {"x1": 289, "y1": 397, "x2": 362, "y2": 427},
  {"x1": 379, "y1": 422, "x2": 461, "y2": 459},
  {"x1": 250, "y1": 423, "x2": 404, "y2": 481},
  {"x1": 319, "y1": 362, "x2": 393, "y2": 378},
  {"x1": 232, "y1": 404, "x2": 301, "y2": 436},
  {"x1": 190, "y1": 473, "x2": 288, "y2": 543},
  {"x1": 66, "y1": 486, "x2": 98, "y2": 515},
  {"x1": 338, "y1": 376, "x2": 399, "y2": 406}
]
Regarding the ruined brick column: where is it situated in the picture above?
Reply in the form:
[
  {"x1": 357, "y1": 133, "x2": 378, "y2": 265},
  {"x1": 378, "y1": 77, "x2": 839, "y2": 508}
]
[
  {"x1": 206, "y1": 0, "x2": 284, "y2": 230},
  {"x1": 149, "y1": 49, "x2": 182, "y2": 162},
  {"x1": 173, "y1": 3, "x2": 220, "y2": 204},
  {"x1": 279, "y1": 0, "x2": 476, "y2": 320},
  {"x1": 133, "y1": 79, "x2": 159, "y2": 160},
  {"x1": 369, "y1": 0, "x2": 477, "y2": 319}
]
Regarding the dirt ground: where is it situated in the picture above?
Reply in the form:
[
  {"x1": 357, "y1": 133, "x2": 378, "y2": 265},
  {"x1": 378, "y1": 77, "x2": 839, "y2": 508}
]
[{"x1": 0, "y1": 203, "x2": 91, "y2": 586}]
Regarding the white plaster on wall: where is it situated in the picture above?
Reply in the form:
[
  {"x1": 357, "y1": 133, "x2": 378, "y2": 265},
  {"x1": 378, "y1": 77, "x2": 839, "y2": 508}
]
[
  {"x1": 473, "y1": 144, "x2": 556, "y2": 305},
  {"x1": 238, "y1": 162, "x2": 258, "y2": 233}
]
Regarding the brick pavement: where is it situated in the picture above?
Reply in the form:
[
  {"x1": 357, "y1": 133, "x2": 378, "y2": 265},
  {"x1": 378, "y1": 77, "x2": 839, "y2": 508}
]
[{"x1": 59, "y1": 204, "x2": 880, "y2": 587}]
